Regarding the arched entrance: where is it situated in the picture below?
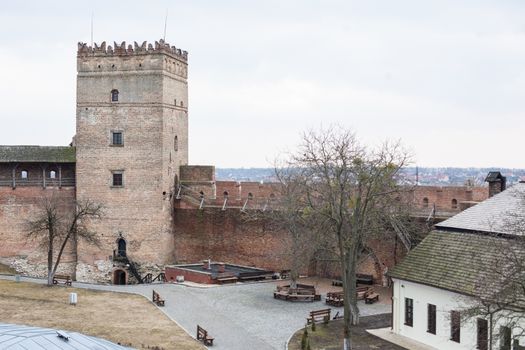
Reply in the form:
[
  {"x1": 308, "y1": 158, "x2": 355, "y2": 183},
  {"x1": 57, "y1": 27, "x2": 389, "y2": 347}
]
[{"x1": 113, "y1": 269, "x2": 127, "y2": 285}]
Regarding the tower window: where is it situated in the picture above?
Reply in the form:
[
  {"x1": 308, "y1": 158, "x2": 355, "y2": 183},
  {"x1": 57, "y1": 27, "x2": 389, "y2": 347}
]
[
  {"x1": 423, "y1": 197, "x2": 429, "y2": 208},
  {"x1": 111, "y1": 131, "x2": 123, "y2": 146},
  {"x1": 174, "y1": 136, "x2": 178, "y2": 151},
  {"x1": 180, "y1": 101, "x2": 184, "y2": 107},
  {"x1": 111, "y1": 89, "x2": 119, "y2": 102},
  {"x1": 451, "y1": 198, "x2": 458, "y2": 209},
  {"x1": 21, "y1": 170, "x2": 28, "y2": 179},
  {"x1": 112, "y1": 171, "x2": 123, "y2": 187}
]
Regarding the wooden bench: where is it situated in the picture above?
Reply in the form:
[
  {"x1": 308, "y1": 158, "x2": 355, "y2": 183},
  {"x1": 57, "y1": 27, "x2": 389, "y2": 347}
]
[
  {"x1": 331, "y1": 279, "x2": 343, "y2": 286},
  {"x1": 365, "y1": 291, "x2": 379, "y2": 304},
  {"x1": 356, "y1": 273, "x2": 374, "y2": 285},
  {"x1": 197, "y1": 325, "x2": 214, "y2": 346},
  {"x1": 307, "y1": 308, "x2": 331, "y2": 324},
  {"x1": 152, "y1": 290, "x2": 165, "y2": 306},
  {"x1": 325, "y1": 291, "x2": 344, "y2": 307},
  {"x1": 52, "y1": 274, "x2": 72, "y2": 286},
  {"x1": 356, "y1": 286, "x2": 371, "y2": 300}
]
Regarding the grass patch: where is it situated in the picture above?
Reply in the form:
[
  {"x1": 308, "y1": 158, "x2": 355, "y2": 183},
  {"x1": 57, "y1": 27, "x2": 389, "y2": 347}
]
[
  {"x1": 288, "y1": 314, "x2": 405, "y2": 350},
  {"x1": 0, "y1": 280, "x2": 204, "y2": 350}
]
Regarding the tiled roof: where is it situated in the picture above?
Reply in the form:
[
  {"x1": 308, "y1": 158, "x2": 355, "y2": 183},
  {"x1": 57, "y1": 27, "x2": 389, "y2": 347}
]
[
  {"x1": 389, "y1": 231, "x2": 522, "y2": 297},
  {"x1": 0, "y1": 146, "x2": 75, "y2": 163},
  {"x1": 436, "y1": 183, "x2": 525, "y2": 235},
  {"x1": 0, "y1": 323, "x2": 131, "y2": 349}
]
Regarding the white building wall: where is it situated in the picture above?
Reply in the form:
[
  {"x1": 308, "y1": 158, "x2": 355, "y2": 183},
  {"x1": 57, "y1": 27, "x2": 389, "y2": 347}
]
[{"x1": 392, "y1": 278, "x2": 525, "y2": 350}]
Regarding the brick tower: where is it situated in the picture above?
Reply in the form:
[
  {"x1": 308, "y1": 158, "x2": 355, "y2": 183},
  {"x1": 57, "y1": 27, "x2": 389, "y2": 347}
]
[{"x1": 75, "y1": 40, "x2": 188, "y2": 283}]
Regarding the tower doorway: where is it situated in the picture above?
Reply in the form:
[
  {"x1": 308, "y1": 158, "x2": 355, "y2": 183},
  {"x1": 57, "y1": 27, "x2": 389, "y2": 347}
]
[{"x1": 113, "y1": 269, "x2": 127, "y2": 285}]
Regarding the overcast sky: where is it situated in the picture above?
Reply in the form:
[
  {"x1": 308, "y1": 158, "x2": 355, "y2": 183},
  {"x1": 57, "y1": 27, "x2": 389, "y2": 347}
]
[{"x1": 1, "y1": 1, "x2": 524, "y2": 168}]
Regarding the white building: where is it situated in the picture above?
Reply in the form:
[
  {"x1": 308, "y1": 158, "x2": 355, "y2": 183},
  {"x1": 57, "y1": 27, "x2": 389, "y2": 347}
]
[{"x1": 390, "y1": 176, "x2": 525, "y2": 350}]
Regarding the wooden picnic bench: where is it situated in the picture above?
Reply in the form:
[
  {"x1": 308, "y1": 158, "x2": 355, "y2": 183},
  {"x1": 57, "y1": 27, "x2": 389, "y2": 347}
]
[
  {"x1": 53, "y1": 274, "x2": 72, "y2": 286},
  {"x1": 325, "y1": 291, "x2": 344, "y2": 307},
  {"x1": 197, "y1": 325, "x2": 214, "y2": 346},
  {"x1": 152, "y1": 289, "x2": 165, "y2": 306},
  {"x1": 307, "y1": 308, "x2": 331, "y2": 324},
  {"x1": 274, "y1": 284, "x2": 321, "y2": 302},
  {"x1": 356, "y1": 286, "x2": 371, "y2": 300},
  {"x1": 365, "y1": 291, "x2": 379, "y2": 304}
]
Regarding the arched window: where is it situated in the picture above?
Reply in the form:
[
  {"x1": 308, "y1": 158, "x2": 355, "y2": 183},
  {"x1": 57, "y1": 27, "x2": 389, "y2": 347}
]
[
  {"x1": 49, "y1": 170, "x2": 56, "y2": 179},
  {"x1": 117, "y1": 238, "x2": 126, "y2": 257},
  {"x1": 199, "y1": 191, "x2": 204, "y2": 199},
  {"x1": 111, "y1": 89, "x2": 119, "y2": 102},
  {"x1": 248, "y1": 192, "x2": 253, "y2": 200},
  {"x1": 451, "y1": 199, "x2": 458, "y2": 209},
  {"x1": 21, "y1": 170, "x2": 28, "y2": 179},
  {"x1": 180, "y1": 101, "x2": 184, "y2": 107},
  {"x1": 223, "y1": 191, "x2": 229, "y2": 198},
  {"x1": 423, "y1": 197, "x2": 429, "y2": 208},
  {"x1": 174, "y1": 136, "x2": 178, "y2": 152}
]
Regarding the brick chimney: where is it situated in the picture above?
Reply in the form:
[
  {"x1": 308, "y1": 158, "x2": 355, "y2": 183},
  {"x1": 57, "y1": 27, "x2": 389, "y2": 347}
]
[{"x1": 485, "y1": 171, "x2": 506, "y2": 197}]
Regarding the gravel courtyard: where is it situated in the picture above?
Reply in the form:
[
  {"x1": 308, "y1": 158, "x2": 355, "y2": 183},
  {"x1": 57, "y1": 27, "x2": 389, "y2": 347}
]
[{"x1": 2, "y1": 276, "x2": 391, "y2": 350}]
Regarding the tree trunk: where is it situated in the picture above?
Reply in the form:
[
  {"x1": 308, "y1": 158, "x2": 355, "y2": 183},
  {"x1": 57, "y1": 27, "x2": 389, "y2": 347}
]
[
  {"x1": 342, "y1": 238, "x2": 361, "y2": 349},
  {"x1": 47, "y1": 237, "x2": 54, "y2": 286}
]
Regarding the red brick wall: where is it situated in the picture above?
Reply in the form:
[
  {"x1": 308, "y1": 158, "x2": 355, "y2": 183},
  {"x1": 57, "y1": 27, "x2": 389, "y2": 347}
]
[
  {"x1": 165, "y1": 266, "x2": 213, "y2": 284},
  {"x1": 0, "y1": 186, "x2": 77, "y2": 276},
  {"x1": 173, "y1": 208, "x2": 292, "y2": 272}
]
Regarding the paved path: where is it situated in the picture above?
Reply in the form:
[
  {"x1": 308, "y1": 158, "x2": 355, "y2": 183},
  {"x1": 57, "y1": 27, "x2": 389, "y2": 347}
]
[{"x1": 1, "y1": 276, "x2": 390, "y2": 350}]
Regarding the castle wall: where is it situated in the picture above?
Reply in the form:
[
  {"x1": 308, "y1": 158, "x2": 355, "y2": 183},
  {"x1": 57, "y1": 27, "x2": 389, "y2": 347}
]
[
  {"x1": 173, "y1": 208, "x2": 292, "y2": 272},
  {"x1": 0, "y1": 186, "x2": 77, "y2": 277}
]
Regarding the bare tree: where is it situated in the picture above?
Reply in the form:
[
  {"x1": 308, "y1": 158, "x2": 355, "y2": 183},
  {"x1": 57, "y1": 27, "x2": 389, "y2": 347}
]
[
  {"x1": 284, "y1": 126, "x2": 410, "y2": 350},
  {"x1": 27, "y1": 197, "x2": 102, "y2": 285}
]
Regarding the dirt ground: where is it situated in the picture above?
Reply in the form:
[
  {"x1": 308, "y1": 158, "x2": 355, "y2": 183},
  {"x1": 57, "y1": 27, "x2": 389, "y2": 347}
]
[
  {"x1": 0, "y1": 280, "x2": 204, "y2": 350},
  {"x1": 288, "y1": 313, "x2": 406, "y2": 350},
  {"x1": 0, "y1": 263, "x2": 15, "y2": 275}
]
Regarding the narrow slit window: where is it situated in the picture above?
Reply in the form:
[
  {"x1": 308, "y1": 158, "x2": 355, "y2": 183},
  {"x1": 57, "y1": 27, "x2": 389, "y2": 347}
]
[
  {"x1": 451, "y1": 310, "x2": 460, "y2": 343},
  {"x1": 427, "y1": 304, "x2": 436, "y2": 334},
  {"x1": 174, "y1": 136, "x2": 178, "y2": 151},
  {"x1": 405, "y1": 298, "x2": 413, "y2": 327}
]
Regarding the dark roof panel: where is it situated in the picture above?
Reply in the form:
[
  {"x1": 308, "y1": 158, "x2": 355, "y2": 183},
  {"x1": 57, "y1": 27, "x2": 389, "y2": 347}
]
[
  {"x1": 0, "y1": 146, "x2": 76, "y2": 163},
  {"x1": 389, "y1": 231, "x2": 524, "y2": 301}
]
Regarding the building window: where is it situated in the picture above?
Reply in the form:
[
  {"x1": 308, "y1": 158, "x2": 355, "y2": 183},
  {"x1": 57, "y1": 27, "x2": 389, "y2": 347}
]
[
  {"x1": 111, "y1": 131, "x2": 123, "y2": 146},
  {"x1": 112, "y1": 172, "x2": 123, "y2": 187},
  {"x1": 174, "y1": 135, "x2": 178, "y2": 151},
  {"x1": 111, "y1": 89, "x2": 119, "y2": 102},
  {"x1": 477, "y1": 318, "x2": 488, "y2": 350},
  {"x1": 49, "y1": 170, "x2": 56, "y2": 179},
  {"x1": 427, "y1": 304, "x2": 436, "y2": 334},
  {"x1": 404, "y1": 298, "x2": 413, "y2": 327},
  {"x1": 21, "y1": 170, "x2": 28, "y2": 179},
  {"x1": 451, "y1": 310, "x2": 461, "y2": 343},
  {"x1": 500, "y1": 326, "x2": 511, "y2": 350},
  {"x1": 423, "y1": 197, "x2": 429, "y2": 208},
  {"x1": 451, "y1": 198, "x2": 458, "y2": 209}
]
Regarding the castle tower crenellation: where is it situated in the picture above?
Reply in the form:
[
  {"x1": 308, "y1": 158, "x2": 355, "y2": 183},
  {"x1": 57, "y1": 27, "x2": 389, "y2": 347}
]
[{"x1": 77, "y1": 39, "x2": 188, "y2": 61}]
